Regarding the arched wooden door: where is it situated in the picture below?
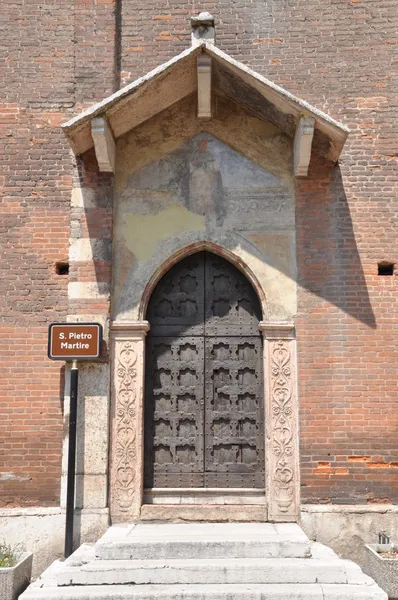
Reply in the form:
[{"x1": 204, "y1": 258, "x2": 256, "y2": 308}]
[{"x1": 144, "y1": 251, "x2": 264, "y2": 490}]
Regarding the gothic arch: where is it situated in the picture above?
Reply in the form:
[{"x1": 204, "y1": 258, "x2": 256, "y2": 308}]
[{"x1": 139, "y1": 241, "x2": 268, "y2": 322}]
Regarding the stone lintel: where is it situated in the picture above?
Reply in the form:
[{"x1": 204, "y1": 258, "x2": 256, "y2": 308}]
[
  {"x1": 294, "y1": 116, "x2": 315, "y2": 177},
  {"x1": 91, "y1": 117, "x2": 116, "y2": 173},
  {"x1": 197, "y1": 54, "x2": 212, "y2": 118}
]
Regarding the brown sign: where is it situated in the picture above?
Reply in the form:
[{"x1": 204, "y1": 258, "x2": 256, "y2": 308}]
[{"x1": 48, "y1": 323, "x2": 102, "y2": 360}]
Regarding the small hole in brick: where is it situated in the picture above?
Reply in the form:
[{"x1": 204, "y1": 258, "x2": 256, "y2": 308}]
[
  {"x1": 378, "y1": 262, "x2": 394, "y2": 276},
  {"x1": 56, "y1": 261, "x2": 69, "y2": 275}
]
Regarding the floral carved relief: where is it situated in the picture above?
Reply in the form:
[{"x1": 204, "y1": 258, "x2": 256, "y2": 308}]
[
  {"x1": 114, "y1": 340, "x2": 138, "y2": 512},
  {"x1": 270, "y1": 339, "x2": 296, "y2": 516}
]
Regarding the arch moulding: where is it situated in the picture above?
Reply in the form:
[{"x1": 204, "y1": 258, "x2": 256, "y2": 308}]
[
  {"x1": 138, "y1": 241, "x2": 268, "y2": 322},
  {"x1": 109, "y1": 244, "x2": 299, "y2": 524}
]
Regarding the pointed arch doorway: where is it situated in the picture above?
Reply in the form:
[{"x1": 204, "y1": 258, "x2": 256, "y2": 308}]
[{"x1": 144, "y1": 251, "x2": 265, "y2": 503}]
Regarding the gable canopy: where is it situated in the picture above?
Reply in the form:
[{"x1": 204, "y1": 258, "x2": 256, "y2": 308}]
[{"x1": 62, "y1": 28, "x2": 349, "y2": 177}]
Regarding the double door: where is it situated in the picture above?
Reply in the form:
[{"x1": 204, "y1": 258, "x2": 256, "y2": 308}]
[{"x1": 144, "y1": 252, "x2": 264, "y2": 489}]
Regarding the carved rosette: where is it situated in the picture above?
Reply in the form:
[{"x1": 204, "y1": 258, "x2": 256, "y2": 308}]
[
  {"x1": 110, "y1": 322, "x2": 149, "y2": 522},
  {"x1": 260, "y1": 323, "x2": 299, "y2": 522}
]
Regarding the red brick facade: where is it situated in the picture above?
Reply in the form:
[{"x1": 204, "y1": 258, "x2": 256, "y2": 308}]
[{"x1": 1, "y1": 1, "x2": 397, "y2": 507}]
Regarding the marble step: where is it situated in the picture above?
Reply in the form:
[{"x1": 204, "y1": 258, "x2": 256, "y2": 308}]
[
  {"x1": 19, "y1": 582, "x2": 388, "y2": 600},
  {"x1": 54, "y1": 556, "x2": 370, "y2": 586},
  {"x1": 95, "y1": 523, "x2": 311, "y2": 560}
]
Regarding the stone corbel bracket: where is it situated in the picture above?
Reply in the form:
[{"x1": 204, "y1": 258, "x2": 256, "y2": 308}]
[
  {"x1": 259, "y1": 322, "x2": 300, "y2": 522},
  {"x1": 197, "y1": 54, "x2": 212, "y2": 119},
  {"x1": 294, "y1": 116, "x2": 315, "y2": 177},
  {"x1": 91, "y1": 117, "x2": 116, "y2": 173}
]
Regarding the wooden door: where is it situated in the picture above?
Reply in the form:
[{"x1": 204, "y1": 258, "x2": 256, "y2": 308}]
[{"x1": 144, "y1": 252, "x2": 264, "y2": 489}]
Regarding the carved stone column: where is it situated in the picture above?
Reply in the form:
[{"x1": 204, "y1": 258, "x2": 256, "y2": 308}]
[
  {"x1": 259, "y1": 322, "x2": 299, "y2": 522},
  {"x1": 110, "y1": 321, "x2": 150, "y2": 522}
]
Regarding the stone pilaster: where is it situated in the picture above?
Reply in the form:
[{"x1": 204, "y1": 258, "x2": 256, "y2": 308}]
[
  {"x1": 110, "y1": 321, "x2": 150, "y2": 522},
  {"x1": 259, "y1": 322, "x2": 300, "y2": 522}
]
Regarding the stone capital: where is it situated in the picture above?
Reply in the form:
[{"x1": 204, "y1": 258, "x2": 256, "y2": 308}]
[
  {"x1": 111, "y1": 321, "x2": 150, "y2": 335},
  {"x1": 258, "y1": 321, "x2": 295, "y2": 339}
]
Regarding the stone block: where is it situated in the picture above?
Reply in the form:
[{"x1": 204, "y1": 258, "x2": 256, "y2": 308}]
[
  {"x1": 364, "y1": 544, "x2": 398, "y2": 599},
  {"x1": 0, "y1": 552, "x2": 32, "y2": 600}
]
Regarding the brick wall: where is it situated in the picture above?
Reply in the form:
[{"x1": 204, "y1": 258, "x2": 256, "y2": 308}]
[
  {"x1": 0, "y1": 0, "x2": 117, "y2": 506},
  {"x1": 296, "y1": 157, "x2": 398, "y2": 504},
  {"x1": 1, "y1": 0, "x2": 397, "y2": 505}
]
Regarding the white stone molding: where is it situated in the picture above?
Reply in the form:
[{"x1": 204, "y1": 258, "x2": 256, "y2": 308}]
[
  {"x1": 294, "y1": 116, "x2": 315, "y2": 177},
  {"x1": 111, "y1": 321, "x2": 151, "y2": 332},
  {"x1": 197, "y1": 54, "x2": 212, "y2": 118},
  {"x1": 260, "y1": 322, "x2": 299, "y2": 522},
  {"x1": 110, "y1": 321, "x2": 149, "y2": 521},
  {"x1": 259, "y1": 322, "x2": 295, "y2": 336},
  {"x1": 91, "y1": 117, "x2": 116, "y2": 173}
]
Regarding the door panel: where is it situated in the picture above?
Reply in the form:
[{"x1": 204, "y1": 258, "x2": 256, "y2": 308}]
[
  {"x1": 204, "y1": 336, "x2": 265, "y2": 488},
  {"x1": 148, "y1": 253, "x2": 205, "y2": 337},
  {"x1": 144, "y1": 252, "x2": 264, "y2": 490},
  {"x1": 204, "y1": 253, "x2": 261, "y2": 336},
  {"x1": 144, "y1": 336, "x2": 205, "y2": 488}
]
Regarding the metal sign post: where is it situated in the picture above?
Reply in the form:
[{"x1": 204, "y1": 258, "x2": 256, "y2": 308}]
[
  {"x1": 65, "y1": 360, "x2": 78, "y2": 558},
  {"x1": 48, "y1": 322, "x2": 102, "y2": 559}
]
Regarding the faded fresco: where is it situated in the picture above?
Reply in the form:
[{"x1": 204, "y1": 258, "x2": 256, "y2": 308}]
[{"x1": 113, "y1": 133, "x2": 296, "y2": 321}]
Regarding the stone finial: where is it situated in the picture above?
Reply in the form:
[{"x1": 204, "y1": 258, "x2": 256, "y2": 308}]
[{"x1": 191, "y1": 12, "x2": 215, "y2": 47}]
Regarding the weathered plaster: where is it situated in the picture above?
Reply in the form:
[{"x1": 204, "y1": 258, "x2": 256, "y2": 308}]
[
  {"x1": 115, "y1": 95, "x2": 293, "y2": 195},
  {"x1": 247, "y1": 233, "x2": 293, "y2": 276},
  {"x1": 246, "y1": 233, "x2": 297, "y2": 320},
  {"x1": 112, "y1": 100, "x2": 296, "y2": 324},
  {"x1": 124, "y1": 204, "x2": 205, "y2": 262},
  {"x1": 115, "y1": 96, "x2": 200, "y2": 195}
]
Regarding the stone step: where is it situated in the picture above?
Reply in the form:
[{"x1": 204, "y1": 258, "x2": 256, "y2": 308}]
[
  {"x1": 95, "y1": 523, "x2": 311, "y2": 560},
  {"x1": 54, "y1": 556, "x2": 369, "y2": 587},
  {"x1": 19, "y1": 526, "x2": 388, "y2": 600},
  {"x1": 19, "y1": 582, "x2": 388, "y2": 600}
]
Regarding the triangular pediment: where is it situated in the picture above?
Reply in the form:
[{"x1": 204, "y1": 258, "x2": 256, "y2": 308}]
[{"x1": 62, "y1": 41, "x2": 349, "y2": 174}]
